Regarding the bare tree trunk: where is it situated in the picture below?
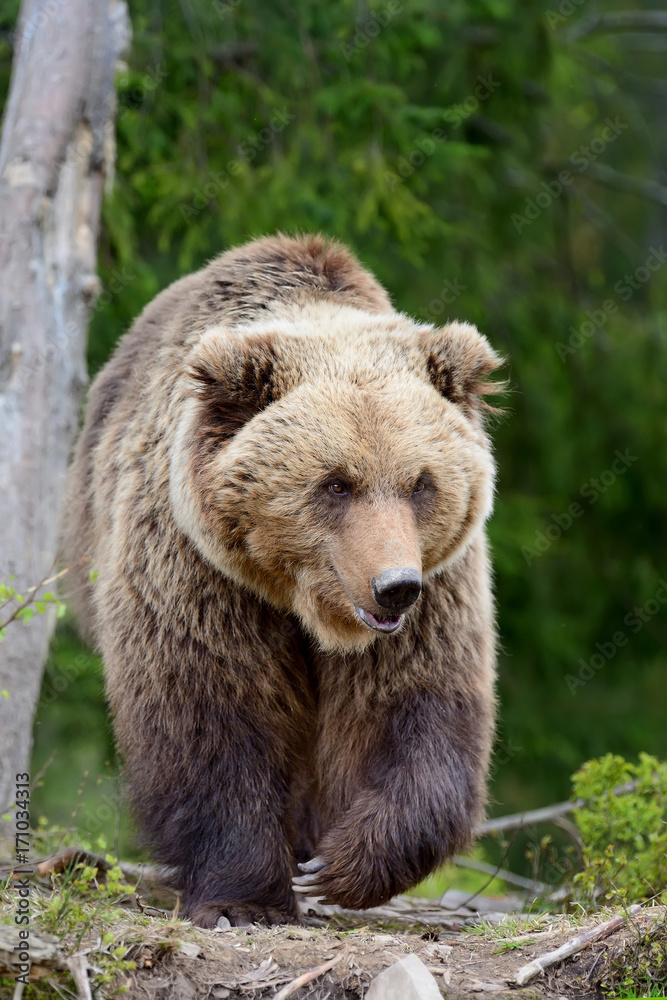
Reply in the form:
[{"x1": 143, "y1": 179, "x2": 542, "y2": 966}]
[{"x1": 0, "y1": 0, "x2": 130, "y2": 831}]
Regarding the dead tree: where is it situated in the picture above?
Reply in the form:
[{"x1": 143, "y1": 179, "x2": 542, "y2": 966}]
[{"x1": 0, "y1": 0, "x2": 130, "y2": 831}]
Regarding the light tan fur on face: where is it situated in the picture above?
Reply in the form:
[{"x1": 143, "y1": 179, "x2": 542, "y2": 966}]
[
  {"x1": 168, "y1": 303, "x2": 499, "y2": 652},
  {"x1": 329, "y1": 499, "x2": 422, "y2": 615}
]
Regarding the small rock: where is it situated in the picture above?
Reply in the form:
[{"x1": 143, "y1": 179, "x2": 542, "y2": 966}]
[
  {"x1": 170, "y1": 973, "x2": 197, "y2": 1000},
  {"x1": 177, "y1": 940, "x2": 203, "y2": 958},
  {"x1": 422, "y1": 942, "x2": 453, "y2": 960},
  {"x1": 215, "y1": 915, "x2": 231, "y2": 930},
  {"x1": 366, "y1": 954, "x2": 442, "y2": 1000}
]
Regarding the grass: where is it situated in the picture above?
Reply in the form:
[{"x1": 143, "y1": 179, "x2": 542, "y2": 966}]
[
  {"x1": 606, "y1": 989, "x2": 667, "y2": 998},
  {"x1": 0, "y1": 827, "x2": 200, "y2": 997},
  {"x1": 598, "y1": 906, "x2": 667, "y2": 1000}
]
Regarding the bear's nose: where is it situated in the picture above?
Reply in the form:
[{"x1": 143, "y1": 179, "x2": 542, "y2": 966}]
[{"x1": 372, "y1": 568, "x2": 422, "y2": 612}]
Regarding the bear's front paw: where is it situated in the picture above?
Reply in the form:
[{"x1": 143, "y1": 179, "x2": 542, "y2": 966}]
[
  {"x1": 292, "y1": 849, "x2": 392, "y2": 910},
  {"x1": 188, "y1": 900, "x2": 297, "y2": 928}
]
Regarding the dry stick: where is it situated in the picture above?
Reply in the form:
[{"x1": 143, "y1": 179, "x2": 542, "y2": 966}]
[
  {"x1": 66, "y1": 954, "x2": 94, "y2": 1000},
  {"x1": 514, "y1": 904, "x2": 641, "y2": 986},
  {"x1": 582, "y1": 162, "x2": 667, "y2": 208},
  {"x1": 35, "y1": 847, "x2": 172, "y2": 886},
  {"x1": 452, "y1": 853, "x2": 551, "y2": 895},
  {"x1": 0, "y1": 563, "x2": 74, "y2": 629},
  {"x1": 477, "y1": 778, "x2": 641, "y2": 837},
  {"x1": 564, "y1": 10, "x2": 667, "y2": 42},
  {"x1": 272, "y1": 951, "x2": 345, "y2": 1000},
  {"x1": 477, "y1": 800, "x2": 574, "y2": 836}
]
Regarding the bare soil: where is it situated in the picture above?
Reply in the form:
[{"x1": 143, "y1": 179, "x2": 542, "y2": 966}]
[
  {"x1": 1, "y1": 884, "x2": 665, "y2": 999},
  {"x1": 114, "y1": 901, "x2": 667, "y2": 1000}
]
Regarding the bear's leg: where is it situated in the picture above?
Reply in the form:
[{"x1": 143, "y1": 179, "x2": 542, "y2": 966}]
[
  {"x1": 295, "y1": 556, "x2": 495, "y2": 909},
  {"x1": 294, "y1": 685, "x2": 490, "y2": 908},
  {"x1": 125, "y1": 717, "x2": 300, "y2": 927},
  {"x1": 105, "y1": 628, "x2": 311, "y2": 928}
]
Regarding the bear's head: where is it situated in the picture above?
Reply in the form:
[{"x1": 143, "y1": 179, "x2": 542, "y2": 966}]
[{"x1": 170, "y1": 305, "x2": 504, "y2": 651}]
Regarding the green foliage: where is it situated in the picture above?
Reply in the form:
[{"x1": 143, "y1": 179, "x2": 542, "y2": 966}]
[
  {"x1": 606, "y1": 982, "x2": 667, "y2": 1000},
  {"x1": 0, "y1": 834, "x2": 136, "y2": 992},
  {"x1": 30, "y1": 622, "x2": 125, "y2": 851},
  {"x1": 573, "y1": 754, "x2": 667, "y2": 906},
  {"x1": 0, "y1": 826, "x2": 201, "y2": 997},
  {"x1": 0, "y1": 579, "x2": 66, "y2": 643},
  {"x1": 601, "y1": 910, "x2": 667, "y2": 997}
]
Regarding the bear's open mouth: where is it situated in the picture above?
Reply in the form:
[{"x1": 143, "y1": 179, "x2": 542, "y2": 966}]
[{"x1": 355, "y1": 607, "x2": 404, "y2": 633}]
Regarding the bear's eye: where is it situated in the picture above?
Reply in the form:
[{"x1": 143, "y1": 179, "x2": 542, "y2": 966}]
[
  {"x1": 328, "y1": 481, "x2": 350, "y2": 497},
  {"x1": 412, "y1": 480, "x2": 426, "y2": 496}
]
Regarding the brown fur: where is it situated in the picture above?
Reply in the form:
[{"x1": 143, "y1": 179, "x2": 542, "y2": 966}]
[{"x1": 62, "y1": 233, "x2": 504, "y2": 927}]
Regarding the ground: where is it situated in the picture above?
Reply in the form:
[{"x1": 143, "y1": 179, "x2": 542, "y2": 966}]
[{"x1": 1, "y1": 872, "x2": 665, "y2": 999}]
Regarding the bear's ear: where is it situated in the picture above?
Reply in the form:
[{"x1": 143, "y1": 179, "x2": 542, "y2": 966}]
[
  {"x1": 185, "y1": 329, "x2": 278, "y2": 433},
  {"x1": 419, "y1": 321, "x2": 506, "y2": 416}
]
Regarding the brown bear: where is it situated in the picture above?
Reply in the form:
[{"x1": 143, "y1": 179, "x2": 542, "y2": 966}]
[{"x1": 63, "y1": 233, "x2": 503, "y2": 928}]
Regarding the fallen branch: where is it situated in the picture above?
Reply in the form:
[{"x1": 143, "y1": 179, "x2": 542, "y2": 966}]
[
  {"x1": 477, "y1": 800, "x2": 574, "y2": 836},
  {"x1": 565, "y1": 10, "x2": 667, "y2": 42},
  {"x1": 36, "y1": 847, "x2": 109, "y2": 877},
  {"x1": 35, "y1": 846, "x2": 171, "y2": 886},
  {"x1": 272, "y1": 950, "x2": 345, "y2": 999},
  {"x1": 478, "y1": 777, "x2": 641, "y2": 836},
  {"x1": 0, "y1": 925, "x2": 66, "y2": 979},
  {"x1": 582, "y1": 162, "x2": 667, "y2": 207},
  {"x1": 514, "y1": 904, "x2": 641, "y2": 985},
  {"x1": 452, "y1": 853, "x2": 551, "y2": 895},
  {"x1": 66, "y1": 955, "x2": 93, "y2": 1000}
]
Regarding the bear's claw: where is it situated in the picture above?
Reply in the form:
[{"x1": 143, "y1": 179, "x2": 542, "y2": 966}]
[
  {"x1": 292, "y1": 856, "x2": 327, "y2": 897},
  {"x1": 297, "y1": 857, "x2": 326, "y2": 874}
]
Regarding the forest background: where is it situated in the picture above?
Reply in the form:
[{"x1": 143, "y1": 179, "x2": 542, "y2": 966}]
[{"x1": 0, "y1": 0, "x2": 665, "y2": 882}]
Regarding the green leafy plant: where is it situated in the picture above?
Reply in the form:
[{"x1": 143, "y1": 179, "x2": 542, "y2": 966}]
[
  {"x1": 0, "y1": 834, "x2": 138, "y2": 992},
  {"x1": 0, "y1": 572, "x2": 67, "y2": 643},
  {"x1": 600, "y1": 908, "x2": 667, "y2": 998},
  {"x1": 572, "y1": 753, "x2": 667, "y2": 906},
  {"x1": 606, "y1": 985, "x2": 667, "y2": 999}
]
